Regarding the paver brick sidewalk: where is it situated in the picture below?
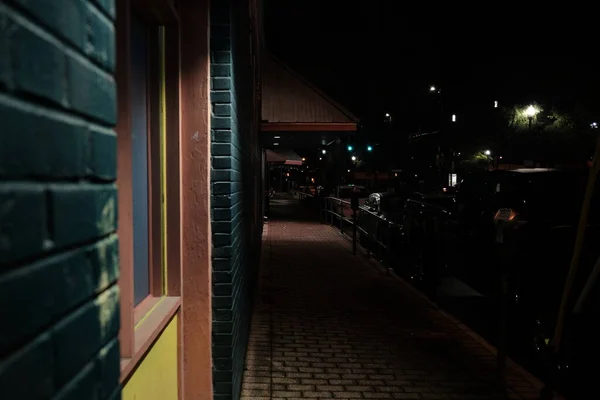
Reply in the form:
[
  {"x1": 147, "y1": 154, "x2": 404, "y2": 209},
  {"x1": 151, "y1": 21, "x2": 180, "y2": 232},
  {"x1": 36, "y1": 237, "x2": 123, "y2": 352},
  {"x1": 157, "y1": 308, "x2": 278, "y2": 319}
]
[{"x1": 241, "y1": 220, "x2": 558, "y2": 400}]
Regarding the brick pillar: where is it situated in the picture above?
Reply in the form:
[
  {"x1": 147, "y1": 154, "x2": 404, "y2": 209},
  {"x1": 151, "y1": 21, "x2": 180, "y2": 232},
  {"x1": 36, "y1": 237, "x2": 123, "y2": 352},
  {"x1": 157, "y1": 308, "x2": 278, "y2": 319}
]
[
  {"x1": 0, "y1": 1, "x2": 120, "y2": 399},
  {"x1": 210, "y1": 0, "x2": 262, "y2": 399}
]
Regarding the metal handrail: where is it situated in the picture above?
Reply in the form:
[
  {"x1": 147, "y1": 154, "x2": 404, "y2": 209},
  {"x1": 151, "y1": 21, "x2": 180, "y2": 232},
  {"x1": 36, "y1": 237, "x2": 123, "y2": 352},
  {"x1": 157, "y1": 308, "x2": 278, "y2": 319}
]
[{"x1": 320, "y1": 196, "x2": 395, "y2": 255}]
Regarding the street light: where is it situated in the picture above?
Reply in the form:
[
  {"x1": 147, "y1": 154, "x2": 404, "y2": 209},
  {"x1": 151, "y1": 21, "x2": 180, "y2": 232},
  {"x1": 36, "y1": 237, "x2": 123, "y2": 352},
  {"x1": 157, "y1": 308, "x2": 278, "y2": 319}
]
[
  {"x1": 347, "y1": 145, "x2": 353, "y2": 151},
  {"x1": 321, "y1": 149, "x2": 326, "y2": 155},
  {"x1": 591, "y1": 122, "x2": 598, "y2": 129},
  {"x1": 430, "y1": 85, "x2": 436, "y2": 92},
  {"x1": 385, "y1": 113, "x2": 390, "y2": 117},
  {"x1": 451, "y1": 114, "x2": 456, "y2": 122},
  {"x1": 525, "y1": 105, "x2": 539, "y2": 133},
  {"x1": 525, "y1": 105, "x2": 538, "y2": 118},
  {"x1": 484, "y1": 150, "x2": 491, "y2": 156},
  {"x1": 351, "y1": 156, "x2": 357, "y2": 161},
  {"x1": 367, "y1": 145, "x2": 373, "y2": 152},
  {"x1": 494, "y1": 101, "x2": 498, "y2": 108},
  {"x1": 301, "y1": 157, "x2": 306, "y2": 161}
]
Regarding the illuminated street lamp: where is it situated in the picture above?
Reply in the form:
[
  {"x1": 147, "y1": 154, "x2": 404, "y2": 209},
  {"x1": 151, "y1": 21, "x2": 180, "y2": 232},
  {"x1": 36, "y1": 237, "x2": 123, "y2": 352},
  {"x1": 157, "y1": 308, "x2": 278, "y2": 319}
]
[
  {"x1": 351, "y1": 156, "x2": 357, "y2": 161},
  {"x1": 484, "y1": 150, "x2": 491, "y2": 156},
  {"x1": 591, "y1": 122, "x2": 598, "y2": 129},
  {"x1": 321, "y1": 149, "x2": 326, "y2": 155},
  {"x1": 525, "y1": 105, "x2": 539, "y2": 133},
  {"x1": 301, "y1": 157, "x2": 306, "y2": 161},
  {"x1": 430, "y1": 85, "x2": 436, "y2": 92},
  {"x1": 367, "y1": 145, "x2": 373, "y2": 152},
  {"x1": 525, "y1": 105, "x2": 538, "y2": 118},
  {"x1": 347, "y1": 145, "x2": 353, "y2": 151}
]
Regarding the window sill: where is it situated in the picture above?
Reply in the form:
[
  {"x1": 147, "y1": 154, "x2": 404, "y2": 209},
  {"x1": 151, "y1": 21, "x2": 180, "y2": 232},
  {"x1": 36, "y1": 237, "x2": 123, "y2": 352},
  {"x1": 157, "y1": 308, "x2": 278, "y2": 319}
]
[{"x1": 120, "y1": 296, "x2": 181, "y2": 383}]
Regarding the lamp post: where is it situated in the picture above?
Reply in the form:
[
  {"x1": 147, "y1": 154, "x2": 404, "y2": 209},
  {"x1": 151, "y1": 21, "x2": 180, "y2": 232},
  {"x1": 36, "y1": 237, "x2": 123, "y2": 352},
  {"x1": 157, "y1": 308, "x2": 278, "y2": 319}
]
[{"x1": 525, "y1": 105, "x2": 538, "y2": 134}]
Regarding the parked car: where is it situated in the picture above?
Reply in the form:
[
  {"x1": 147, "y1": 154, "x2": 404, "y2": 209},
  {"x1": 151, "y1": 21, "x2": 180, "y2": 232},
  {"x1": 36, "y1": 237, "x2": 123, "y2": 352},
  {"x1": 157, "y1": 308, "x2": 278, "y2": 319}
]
[
  {"x1": 358, "y1": 191, "x2": 408, "y2": 253},
  {"x1": 332, "y1": 185, "x2": 369, "y2": 218}
]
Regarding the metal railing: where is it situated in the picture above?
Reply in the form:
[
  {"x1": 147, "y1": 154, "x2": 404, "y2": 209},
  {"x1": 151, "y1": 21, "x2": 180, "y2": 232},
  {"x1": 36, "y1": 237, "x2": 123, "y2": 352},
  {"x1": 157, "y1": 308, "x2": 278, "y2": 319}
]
[{"x1": 319, "y1": 196, "x2": 399, "y2": 259}]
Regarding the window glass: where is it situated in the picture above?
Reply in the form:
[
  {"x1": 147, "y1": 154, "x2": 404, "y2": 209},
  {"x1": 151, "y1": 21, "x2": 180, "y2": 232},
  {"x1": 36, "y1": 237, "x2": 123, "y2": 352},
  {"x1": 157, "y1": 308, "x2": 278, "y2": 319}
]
[{"x1": 131, "y1": 14, "x2": 150, "y2": 306}]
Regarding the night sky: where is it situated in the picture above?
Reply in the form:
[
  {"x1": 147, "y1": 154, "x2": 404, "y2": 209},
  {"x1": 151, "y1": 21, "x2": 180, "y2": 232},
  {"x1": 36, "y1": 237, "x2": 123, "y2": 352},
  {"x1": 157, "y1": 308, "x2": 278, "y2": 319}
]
[{"x1": 264, "y1": 1, "x2": 598, "y2": 131}]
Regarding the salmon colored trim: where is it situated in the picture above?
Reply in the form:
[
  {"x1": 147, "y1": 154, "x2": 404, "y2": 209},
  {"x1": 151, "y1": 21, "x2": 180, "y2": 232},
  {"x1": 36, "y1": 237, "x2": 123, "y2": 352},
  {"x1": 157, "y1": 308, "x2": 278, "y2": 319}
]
[
  {"x1": 133, "y1": 295, "x2": 162, "y2": 326},
  {"x1": 120, "y1": 296, "x2": 181, "y2": 383},
  {"x1": 176, "y1": 299, "x2": 184, "y2": 400},
  {"x1": 163, "y1": 21, "x2": 183, "y2": 398},
  {"x1": 148, "y1": 28, "x2": 164, "y2": 297},
  {"x1": 180, "y1": 0, "x2": 213, "y2": 398},
  {"x1": 116, "y1": 0, "x2": 135, "y2": 359},
  {"x1": 165, "y1": 22, "x2": 182, "y2": 297},
  {"x1": 261, "y1": 122, "x2": 357, "y2": 132}
]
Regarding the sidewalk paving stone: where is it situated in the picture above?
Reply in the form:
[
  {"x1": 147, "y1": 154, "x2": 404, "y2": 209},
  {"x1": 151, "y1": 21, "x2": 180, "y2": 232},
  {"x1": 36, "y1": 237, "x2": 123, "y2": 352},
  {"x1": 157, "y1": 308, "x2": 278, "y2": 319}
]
[{"x1": 241, "y1": 217, "x2": 560, "y2": 400}]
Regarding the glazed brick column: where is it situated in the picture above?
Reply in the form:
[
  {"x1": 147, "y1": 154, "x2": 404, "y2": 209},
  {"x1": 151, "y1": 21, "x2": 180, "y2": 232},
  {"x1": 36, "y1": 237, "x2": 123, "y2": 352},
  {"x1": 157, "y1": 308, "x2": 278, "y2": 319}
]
[
  {"x1": 0, "y1": 1, "x2": 120, "y2": 399},
  {"x1": 210, "y1": 0, "x2": 262, "y2": 399}
]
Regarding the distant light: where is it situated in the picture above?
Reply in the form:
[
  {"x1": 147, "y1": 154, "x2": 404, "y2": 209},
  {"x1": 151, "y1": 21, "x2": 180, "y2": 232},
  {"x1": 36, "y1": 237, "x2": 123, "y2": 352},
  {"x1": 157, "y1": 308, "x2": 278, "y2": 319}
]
[
  {"x1": 302, "y1": 157, "x2": 306, "y2": 161},
  {"x1": 385, "y1": 113, "x2": 390, "y2": 117},
  {"x1": 499, "y1": 156, "x2": 503, "y2": 160},
  {"x1": 525, "y1": 105, "x2": 538, "y2": 117},
  {"x1": 322, "y1": 149, "x2": 326, "y2": 154},
  {"x1": 286, "y1": 172, "x2": 290, "y2": 177},
  {"x1": 347, "y1": 169, "x2": 351, "y2": 172},
  {"x1": 319, "y1": 157, "x2": 322, "y2": 160},
  {"x1": 457, "y1": 152, "x2": 461, "y2": 156},
  {"x1": 591, "y1": 122, "x2": 598, "y2": 129},
  {"x1": 494, "y1": 101, "x2": 498, "y2": 108},
  {"x1": 367, "y1": 145, "x2": 373, "y2": 151},
  {"x1": 484, "y1": 150, "x2": 491, "y2": 156},
  {"x1": 430, "y1": 86, "x2": 436, "y2": 92},
  {"x1": 347, "y1": 145, "x2": 353, "y2": 151},
  {"x1": 351, "y1": 156, "x2": 357, "y2": 161},
  {"x1": 394, "y1": 173, "x2": 398, "y2": 177},
  {"x1": 273, "y1": 143, "x2": 279, "y2": 146},
  {"x1": 273, "y1": 136, "x2": 281, "y2": 139},
  {"x1": 451, "y1": 114, "x2": 456, "y2": 122}
]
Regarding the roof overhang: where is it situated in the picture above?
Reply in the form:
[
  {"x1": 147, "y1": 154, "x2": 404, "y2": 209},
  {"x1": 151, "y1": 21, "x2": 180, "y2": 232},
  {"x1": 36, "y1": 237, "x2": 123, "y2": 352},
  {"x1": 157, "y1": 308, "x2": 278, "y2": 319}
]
[
  {"x1": 262, "y1": 122, "x2": 357, "y2": 132},
  {"x1": 265, "y1": 149, "x2": 303, "y2": 165}
]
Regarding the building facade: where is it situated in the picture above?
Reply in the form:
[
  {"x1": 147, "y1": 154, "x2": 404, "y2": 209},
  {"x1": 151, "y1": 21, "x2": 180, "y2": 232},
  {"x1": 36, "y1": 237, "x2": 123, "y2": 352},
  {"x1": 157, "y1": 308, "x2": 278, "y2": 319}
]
[{"x1": 0, "y1": 0, "x2": 262, "y2": 399}]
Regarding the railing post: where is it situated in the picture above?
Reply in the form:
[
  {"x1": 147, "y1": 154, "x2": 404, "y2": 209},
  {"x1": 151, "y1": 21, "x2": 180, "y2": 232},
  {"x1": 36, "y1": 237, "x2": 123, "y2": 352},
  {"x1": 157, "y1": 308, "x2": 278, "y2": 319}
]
[
  {"x1": 339, "y1": 199, "x2": 343, "y2": 233},
  {"x1": 352, "y1": 207, "x2": 357, "y2": 255}
]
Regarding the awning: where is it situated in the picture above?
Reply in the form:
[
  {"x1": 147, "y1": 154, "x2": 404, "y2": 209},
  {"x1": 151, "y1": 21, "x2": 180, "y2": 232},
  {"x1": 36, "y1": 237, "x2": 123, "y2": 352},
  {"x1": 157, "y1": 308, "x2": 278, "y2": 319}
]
[{"x1": 265, "y1": 149, "x2": 303, "y2": 165}]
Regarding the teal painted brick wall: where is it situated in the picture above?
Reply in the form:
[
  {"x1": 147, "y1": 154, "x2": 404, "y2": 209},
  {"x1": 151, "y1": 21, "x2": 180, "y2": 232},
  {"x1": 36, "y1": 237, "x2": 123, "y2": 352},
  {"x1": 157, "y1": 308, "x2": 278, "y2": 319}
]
[
  {"x1": 0, "y1": 1, "x2": 120, "y2": 399},
  {"x1": 210, "y1": 0, "x2": 262, "y2": 399}
]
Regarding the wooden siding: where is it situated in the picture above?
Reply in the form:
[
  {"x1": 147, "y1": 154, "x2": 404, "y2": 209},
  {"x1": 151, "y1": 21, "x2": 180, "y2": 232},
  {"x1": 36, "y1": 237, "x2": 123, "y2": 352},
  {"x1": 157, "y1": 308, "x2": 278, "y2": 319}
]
[{"x1": 262, "y1": 55, "x2": 358, "y2": 124}]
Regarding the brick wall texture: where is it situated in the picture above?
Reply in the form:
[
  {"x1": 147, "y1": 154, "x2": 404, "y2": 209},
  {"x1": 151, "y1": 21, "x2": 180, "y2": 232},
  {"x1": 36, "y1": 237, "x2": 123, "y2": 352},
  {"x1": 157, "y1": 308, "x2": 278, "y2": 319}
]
[
  {"x1": 210, "y1": 0, "x2": 262, "y2": 399},
  {"x1": 0, "y1": 1, "x2": 120, "y2": 399}
]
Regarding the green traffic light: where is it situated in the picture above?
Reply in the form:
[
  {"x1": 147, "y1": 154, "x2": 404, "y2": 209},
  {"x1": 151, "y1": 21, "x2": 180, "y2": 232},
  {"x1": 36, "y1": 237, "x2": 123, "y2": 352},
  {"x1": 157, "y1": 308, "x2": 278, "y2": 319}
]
[
  {"x1": 367, "y1": 145, "x2": 373, "y2": 151},
  {"x1": 347, "y1": 145, "x2": 353, "y2": 151}
]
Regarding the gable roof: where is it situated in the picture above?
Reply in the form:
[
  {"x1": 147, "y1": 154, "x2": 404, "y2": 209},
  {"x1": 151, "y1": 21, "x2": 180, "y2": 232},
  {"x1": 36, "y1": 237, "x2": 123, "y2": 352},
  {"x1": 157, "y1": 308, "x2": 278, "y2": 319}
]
[{"x1": 262, "y1": 54, "x2": 358, "y2": 126}]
